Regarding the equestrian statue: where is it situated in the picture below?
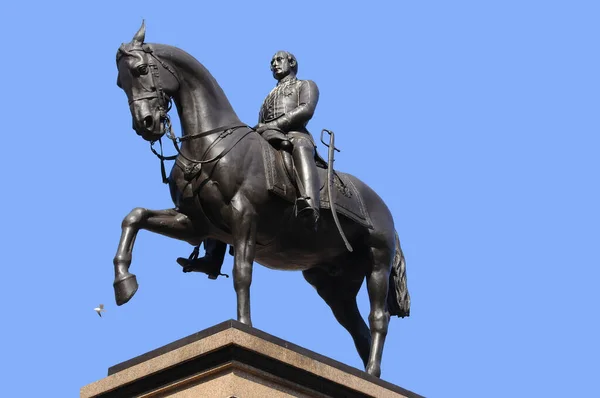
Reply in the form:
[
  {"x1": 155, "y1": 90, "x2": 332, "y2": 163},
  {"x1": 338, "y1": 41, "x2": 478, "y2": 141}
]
[{"x1": 113, "y1": 22, "x2": 410, "y2": 377}]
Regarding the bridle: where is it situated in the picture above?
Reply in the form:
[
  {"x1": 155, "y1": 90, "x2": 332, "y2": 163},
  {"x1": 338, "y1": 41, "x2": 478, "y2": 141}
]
[
  {"x1": 118, "y1": 44, "x2": 181, "y2": 182},
  {"x1": 121, "y1": 43, "x2": 179, "y2": 118}
]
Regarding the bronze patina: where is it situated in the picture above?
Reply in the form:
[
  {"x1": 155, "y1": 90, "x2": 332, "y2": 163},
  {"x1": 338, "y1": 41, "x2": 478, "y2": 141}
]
[{"x1": 114, "y1": 22, "x2": 410, "y2": 377}]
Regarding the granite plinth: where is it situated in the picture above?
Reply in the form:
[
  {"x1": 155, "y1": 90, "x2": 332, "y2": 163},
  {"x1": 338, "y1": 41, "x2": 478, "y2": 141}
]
[{"x1": 81, "y1": 320, "x2": 422, "y2": 398}]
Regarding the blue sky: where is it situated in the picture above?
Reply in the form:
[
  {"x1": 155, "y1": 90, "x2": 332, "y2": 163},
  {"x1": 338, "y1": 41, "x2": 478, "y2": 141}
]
[{"x1": 1, "y1": 1, "x2": 598, "y2": 397}]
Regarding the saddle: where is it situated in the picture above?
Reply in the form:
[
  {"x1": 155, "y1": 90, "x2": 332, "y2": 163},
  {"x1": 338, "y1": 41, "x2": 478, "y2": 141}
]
[{"x1": 258, "y1": 133, "x2": 373, "y2": 229}]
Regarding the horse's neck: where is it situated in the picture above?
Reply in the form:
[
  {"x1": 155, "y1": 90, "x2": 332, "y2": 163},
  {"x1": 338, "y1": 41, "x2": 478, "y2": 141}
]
[
  {"x1": 167, "y1": 48, "x2": 242, "y2": 154},
  {"x1": 175, "y1": 85, "x2": 238, "y2": 134}
]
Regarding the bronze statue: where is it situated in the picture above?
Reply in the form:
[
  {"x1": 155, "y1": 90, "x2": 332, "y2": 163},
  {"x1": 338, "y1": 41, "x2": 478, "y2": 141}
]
[{"x1": 114, "y1": 22, "x2": 410, "y2": 377}]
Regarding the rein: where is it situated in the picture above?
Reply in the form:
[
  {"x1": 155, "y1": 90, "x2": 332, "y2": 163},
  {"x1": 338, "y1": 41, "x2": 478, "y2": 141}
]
[
  {"x1": 149, "y1": 115, "x2": 177, "y2": 184},
  {"x1": 150, "y1": 115, "x2": 251, "y2": 184}
]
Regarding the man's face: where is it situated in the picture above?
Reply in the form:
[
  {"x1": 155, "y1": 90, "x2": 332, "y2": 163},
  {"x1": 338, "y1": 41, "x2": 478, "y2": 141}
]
[{"x1": 271, "y1": 52, "x2": 293, "y2": 80}]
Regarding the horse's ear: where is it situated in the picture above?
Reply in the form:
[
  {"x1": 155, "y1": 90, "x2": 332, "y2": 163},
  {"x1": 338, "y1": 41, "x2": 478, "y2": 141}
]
[{"x1": 132, "y1": 20, "x2": 146, "y2": 45}]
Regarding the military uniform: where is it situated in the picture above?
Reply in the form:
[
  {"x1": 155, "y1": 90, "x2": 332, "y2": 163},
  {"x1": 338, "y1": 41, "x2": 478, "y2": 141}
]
[
  {"x1": 258, "y1": 74, "x2": 321, "y2": 227},
  {"x1": 259, "y1": 74, "x2": 319, "y2": 140}
]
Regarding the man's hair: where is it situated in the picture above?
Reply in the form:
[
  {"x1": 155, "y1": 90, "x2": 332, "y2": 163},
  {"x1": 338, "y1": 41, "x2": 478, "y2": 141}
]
[{"x1": 286, "y1": 51, "x2": 298, "y2": 74}]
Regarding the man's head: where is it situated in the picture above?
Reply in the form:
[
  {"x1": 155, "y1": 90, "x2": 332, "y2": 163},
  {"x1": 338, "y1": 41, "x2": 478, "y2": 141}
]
[{"x1": 270, "y1": 51, "x2": 297, "y2": 81}]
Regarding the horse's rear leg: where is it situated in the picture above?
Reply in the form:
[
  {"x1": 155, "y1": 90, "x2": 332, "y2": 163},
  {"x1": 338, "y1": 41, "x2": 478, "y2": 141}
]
[
  {"x1": 113, "y1": 207, "x2": 197, "y2": 305},
  {"x1": 303, "y1": 268, "x2": 371, "y2": 367},
  {"x1": 365, "y1": 245, "x2": 392, "y2": 377}
]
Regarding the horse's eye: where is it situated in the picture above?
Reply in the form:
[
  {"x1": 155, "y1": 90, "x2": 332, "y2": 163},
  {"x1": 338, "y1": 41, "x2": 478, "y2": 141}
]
[{"x1": 137, "y1": 65, "x2": 149, "y2": 75}]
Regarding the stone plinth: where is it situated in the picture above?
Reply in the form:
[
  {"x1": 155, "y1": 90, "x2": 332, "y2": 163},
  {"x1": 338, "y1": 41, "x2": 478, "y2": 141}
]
[{"x1": 81, "y1": 320, "x2": 422, "y2": 398}]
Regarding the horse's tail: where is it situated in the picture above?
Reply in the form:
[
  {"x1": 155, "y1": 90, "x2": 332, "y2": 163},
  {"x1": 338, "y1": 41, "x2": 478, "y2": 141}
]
[{"x1": 387, "y1": 231, "x2": 411, "y2": 317}]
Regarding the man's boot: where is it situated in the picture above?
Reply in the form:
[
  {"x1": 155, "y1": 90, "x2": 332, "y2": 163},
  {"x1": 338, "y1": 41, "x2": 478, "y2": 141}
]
[
  {"x1": 177, "y1": 239, "x2": 228, "y2": 279},
  {"x1": 292, "y1": 140, "x2": 320, "y2": 231}
]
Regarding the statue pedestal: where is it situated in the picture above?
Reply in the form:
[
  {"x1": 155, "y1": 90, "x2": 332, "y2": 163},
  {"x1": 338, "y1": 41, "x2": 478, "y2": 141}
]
[{"x1": 81, "y1": 320, "x2": 421, "y2": 398}]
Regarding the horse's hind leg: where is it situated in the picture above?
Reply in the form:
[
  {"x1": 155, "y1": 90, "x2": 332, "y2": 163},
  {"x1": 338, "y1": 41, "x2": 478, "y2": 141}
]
[
  {"x1": 113, "y1": 207, "x2": 197, "y2": 305},
  {"x1": 303, "y1": 267, "x2": 371, "y2": 367},
  {"x1": 365, "y1": 242, "x2": 393, "y2": 377}
]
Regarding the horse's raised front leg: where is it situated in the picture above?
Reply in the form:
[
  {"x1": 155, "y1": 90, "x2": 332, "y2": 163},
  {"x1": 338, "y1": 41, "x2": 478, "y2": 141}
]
[
  {"x1": 230, "y1": 196, "x2": 258, "y2": 326},
  {"x1": 113, "y1": 207, "x2": 197, "y2": 305}
]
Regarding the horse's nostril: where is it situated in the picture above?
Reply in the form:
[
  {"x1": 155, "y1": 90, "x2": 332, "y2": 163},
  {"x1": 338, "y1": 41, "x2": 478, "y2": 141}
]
[{"x1": 144, "y1": 116, "x2": 153, "y2": 129}]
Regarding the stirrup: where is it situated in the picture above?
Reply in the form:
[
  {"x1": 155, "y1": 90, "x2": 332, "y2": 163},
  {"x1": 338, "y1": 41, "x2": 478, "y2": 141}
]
[{"x1": 177, "y1": 245, "x2": 229, "y2": 279}]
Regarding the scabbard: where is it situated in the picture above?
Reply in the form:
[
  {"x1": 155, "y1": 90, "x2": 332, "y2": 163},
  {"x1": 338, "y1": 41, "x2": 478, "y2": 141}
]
[{"x1": 325, "y1": 131, "x2": 353, "y2": 252}]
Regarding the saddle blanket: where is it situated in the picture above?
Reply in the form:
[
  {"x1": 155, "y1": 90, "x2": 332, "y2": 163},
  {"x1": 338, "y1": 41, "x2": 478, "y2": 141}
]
[{"x1": 259, "y1": 136, "x2": 373, "y2": 229}]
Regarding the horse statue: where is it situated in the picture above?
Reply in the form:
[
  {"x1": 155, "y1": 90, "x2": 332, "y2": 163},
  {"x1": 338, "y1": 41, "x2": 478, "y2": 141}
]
[{"x1": 113, "y1": 22, "x2": 410, "y2": 377}]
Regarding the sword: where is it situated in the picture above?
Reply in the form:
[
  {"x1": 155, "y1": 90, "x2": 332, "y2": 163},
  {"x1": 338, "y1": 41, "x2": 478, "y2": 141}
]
[{"x1": 321, "y1": 129, "x2": 353, "y2": 252}]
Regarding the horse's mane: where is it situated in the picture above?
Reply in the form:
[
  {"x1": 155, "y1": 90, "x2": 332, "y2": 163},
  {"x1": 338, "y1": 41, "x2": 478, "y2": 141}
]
[
  {"x1": 150, "y1": 43, "x2": 234, "y2": 110},
  {"x1": 150, "y1": 43, "x2": 206, "y2": 75}
]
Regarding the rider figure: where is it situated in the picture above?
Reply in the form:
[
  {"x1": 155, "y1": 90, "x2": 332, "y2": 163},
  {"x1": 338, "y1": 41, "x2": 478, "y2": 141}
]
[
  {"x1": 177, "y1": 51, "x2": 320, "y2": 275},
  {"x1": 256, "y1": 50, "x2": 321, "y2": 227}
]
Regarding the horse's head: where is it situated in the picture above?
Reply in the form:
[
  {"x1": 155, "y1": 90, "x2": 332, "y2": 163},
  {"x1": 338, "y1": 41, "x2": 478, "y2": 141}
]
[{"x1": 116, "y1": 22, "x2": 180, "y2": 142}]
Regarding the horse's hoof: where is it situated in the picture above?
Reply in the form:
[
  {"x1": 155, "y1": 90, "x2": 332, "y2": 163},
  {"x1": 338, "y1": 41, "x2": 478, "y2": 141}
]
[
  {"x1": 365, "y1": 363, "x2": 381, "y2": 378},
  {"x1": 114, "y1": 273, "x2": 138, "y2": 306}
]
